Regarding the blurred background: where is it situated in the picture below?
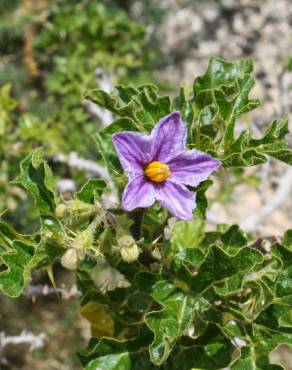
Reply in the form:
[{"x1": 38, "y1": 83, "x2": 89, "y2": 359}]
[{"x1": 0, "y1": 0, "x2": 291, "y2": 368}]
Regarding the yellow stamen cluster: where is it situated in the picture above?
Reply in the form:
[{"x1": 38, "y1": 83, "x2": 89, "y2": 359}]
[{"x1": 144, "y1": 161, "x2": 170, "y2": 182}]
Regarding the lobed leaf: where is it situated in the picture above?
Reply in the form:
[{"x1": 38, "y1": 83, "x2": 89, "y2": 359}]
[
  {"x1": 0, "y1": 241, "x2": 43, "y2": 297},
  {"x1": 13, "y1": 148, "x2": 57, "y2": 217},
  {"x1": 85, "y1": 84, "x2": 171, "y2": 131},
  {"x1": 76, "y1": 178, "x2": 107, "y2": 204}
]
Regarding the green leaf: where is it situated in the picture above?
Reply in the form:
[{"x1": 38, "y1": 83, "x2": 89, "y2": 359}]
[
  {"x1": 175, "y1": 248, "x2": 206, "y2": 270},
  {"x1": 195, "y1": 179, "x2": 213, "y2": 219},
  {"x1": 86, "y1": 87, "x2": 139, "y2": 120},
  {"x1": 78, "y1": 333, "x2": 156, "y2": 370},
  {"x1": 0, "y1": 241, "x2": 43, "y2": 297},
  {"x1": 173, "y1": 85, "x2": 194, "y2": 127},
  {"x1": 145, "y1": 304, "x2": 196, "y2": 364},
  {"x1": 194, "y1": 58, "x2": 254, "y2": 95},
  {"x1": 238, "y1": 280, "x2": 274, "y2": 321},
  {"x1": 86, "y1": 84, "x2": 171, "y2": 131},
  {"x1": 76, "y1": 178, "x2": 106, "y2": 204},
  {"x1": 167, "y1": 326, "x2": 236, "y2": 370},
  {"x1": 272, "y1": 243, "x2": 292, "y2": 270},
  {"x1": 190, "y1": 245, "x2": 263, "y2": 294},
  {"x1": 231, "y1": 325, "x2": 292, "y2": 370},
  {"x1": 231, "y1": 347, "x2": 282, "y2": 370},
  {"x1": 35, "y1": 237, "x2": 66, "y2": 269},
  {"x1": 263, "y1": 243, "x2": 292, "y2": 328},
  {"x1": 171, "y1": 217, "x2": 205, "y2": 251},
  {"x1": 278, "y1": 310, "x2": 292, "y2": 328},
  {"x1": 134, "y1": 277, "x2": 200, "y2": 365},
  {"x1": 262, "y1": 145, "x2": 292, "y2": 165},
  {"x1": 221, "y1": 225, "x2": 248, "y2": 256},
  {"x1": 0, "y1": 221, "x2": 31, "y2": 251},
  {"x1": 190, "y1": 58, "x2": 292, "y2": 167},
  {"x1": 13, "y1": 148, "x2": 56, "y2": 217},
  {"x1": 193, "y1": 57, "x2": 260, "y2": 145},
  {"x1": 85, "y1": 353, "x2": 131, "y2": 370},
  {"x1": 223, "y1": 117, "x2": 292, "y2": 167},
  {"x1": 283, "y1": 229, "x2": 292, "y2": 248},
  {"x1": 213, "y1": 273, "x2": 243, "y2": 296}
]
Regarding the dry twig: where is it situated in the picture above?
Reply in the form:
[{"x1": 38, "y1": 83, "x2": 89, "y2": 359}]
[
  {"x1": 0, "y1": 331, "x2": 46, "y2": 363},
  {"x1": 25, "y1": 284, "x2": 81, "y2": 299}
]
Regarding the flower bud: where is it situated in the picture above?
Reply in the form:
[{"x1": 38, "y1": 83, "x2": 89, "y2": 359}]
[
  {"x1": 55, "y1": 204, "x2": 66, "y2": 218},
  {"x1": 118, "y1": 235, "x2": 139, "y2": 263},
  {"x1": 120, "y1": 244, "x2": 140, "y2": 263},
  {"x1": 72, "y1": 227, "x2": 94, "y2": 251},
  {"x1": 61, "y1": 248, "x2": 80, "y2": 270},
  {"x1": 55, "y1": 200, "x2": 101, "y2": 227}
]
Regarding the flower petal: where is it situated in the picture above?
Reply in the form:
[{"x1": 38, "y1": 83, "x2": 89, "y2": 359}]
[
  {"x1": 151, "y1": 111, "x2": 187, "y2": 162},
  {"x1": 168, "y1": 150, "x2": 221, "y2": 187},
  {"x1": 122, "y1": 176, "x2": 155, "y2": 211},
  {"x1": 112, "y1": 132, "x2": 151, "y2": 178},
  {"x1": 154, "y1": 180, "x2": 196, "y2": 220}
]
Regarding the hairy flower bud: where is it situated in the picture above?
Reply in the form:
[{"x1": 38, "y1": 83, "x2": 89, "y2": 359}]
[
  {"x1": 118, "y1": 235, "x2": 139, "y2": 263},
  {"x1": 120, "y1": 244, "x2": 140, "y2": 263},
  {"x1": 55, "y1": 200, "x2": 101, "y2": 227},
  {"x1": 72, "y1": 227, "x2": 94, "y2": 251},
  {"x1": 61, "y1": 248, "x2": 80, "y2": 270},
  {"x1": 55, "y1": 204, "x2": 66, "y2": 218}
]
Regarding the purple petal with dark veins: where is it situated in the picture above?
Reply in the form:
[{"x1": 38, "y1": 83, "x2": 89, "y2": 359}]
[
  {"x1": 154, "y1": 180, "x2": 196, "y2": 220},
  {"x1": 122, "y1": 176, "x2": 155, "y2": 211},
  {"x1": 112, "y1": 132, "x2": 152, "y2": 178},
  {"x1": 150, "y1": 112, "x2": 187, "y2": 163},
  {"x1": 168, "y1": 149, "x2": 221, "y2": 187}
]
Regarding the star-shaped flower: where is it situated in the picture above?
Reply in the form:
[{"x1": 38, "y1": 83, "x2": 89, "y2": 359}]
[{"x1": 112, "y1": 112, "x2": 221, "y2": 220}]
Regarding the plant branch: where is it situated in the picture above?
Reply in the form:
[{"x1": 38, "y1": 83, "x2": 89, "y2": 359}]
[
  {"x1": 0, "y1": 331, "x2": 46, "y2": 359},
  {"x1": 25, "y1": 284, "x2": 81, "y2": 299}
]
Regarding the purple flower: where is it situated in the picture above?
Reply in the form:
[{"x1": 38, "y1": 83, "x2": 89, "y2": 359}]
[{"x1": 112, "y1": 112, "x2": 221, "y2": 220}]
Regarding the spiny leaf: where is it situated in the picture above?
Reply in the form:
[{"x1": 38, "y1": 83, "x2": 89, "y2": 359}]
[
  {"x1": 13, "y1": 148, "x2": 56, "y2": 217},
  {"x1": 76, "y1": 178, "x2": 107, "y2": 204},
  {"x1": 85, "y1": 353, "x2": 131, "y2": 370},
  {"x1": 78, "y1": 333, "x2": 155, "y2": 370},
  {"x1": 231, "y1": 325, "x2": 292, "y2": 370},
  {"x1": 222, "y1": 117, "x2": 292, "y2": 167},
  {"x1": 171, "y1": 217, "x2": 205, "y2": 251},
  {"x1": 0, "y1": 221, "x2": 31, "y2": 251},
  {"x1": 193, "y1": 57, "x2": 260, "y2": 145},
  {"x1": 0, "y1": 241, "x2": 43, "y2": 297},
  {"x1": 134, "y1": 275, "x2": 200, "y2": 365},
  {"x1": 189, "y1": 245, "x2": 263, "y2": 294},
  {"x1": 221, "y1": 224, "x2": 248, "y2": 256},
  {"x1": 167, "y1": 326, "x2": 236, "y2": 370},
  {"x1": 194, "y1": 57, "x2": 254, "y2": 94},
  {"x1": 85, "y1": 84, "x2": 171, "y2": 131}
]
